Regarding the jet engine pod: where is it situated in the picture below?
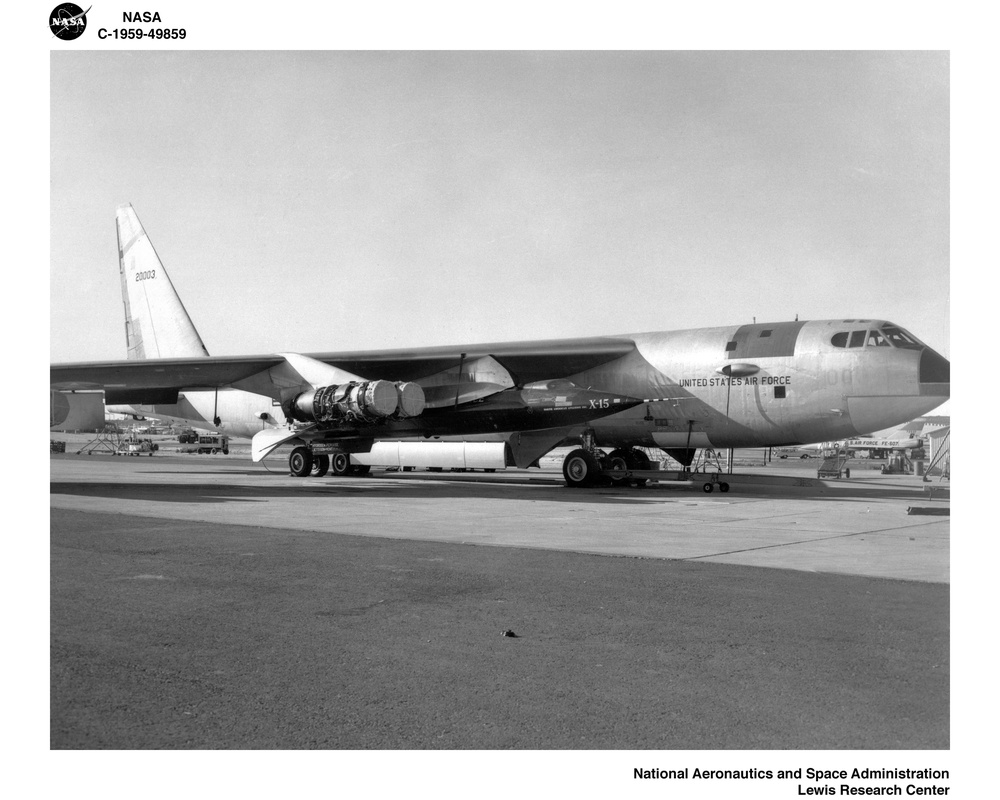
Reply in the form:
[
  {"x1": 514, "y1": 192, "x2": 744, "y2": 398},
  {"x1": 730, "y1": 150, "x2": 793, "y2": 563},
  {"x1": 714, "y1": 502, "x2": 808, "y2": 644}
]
[
  {"x1": 396, "y1": 382, "x2": 426, "y2": 418},
  {"x1": 291, "y1": 380, "x2": 426, "y2": 424},
  {"x1": 293, "y1": 380, "x2": 399, "y2": 423},
  {"x1": 359, "y1": 380, "x2": 399, "y2": 417}
]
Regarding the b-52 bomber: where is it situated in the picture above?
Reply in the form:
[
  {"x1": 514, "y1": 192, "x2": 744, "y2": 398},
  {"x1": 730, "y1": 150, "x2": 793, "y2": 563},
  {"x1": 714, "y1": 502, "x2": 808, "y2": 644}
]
[{"x1": 50, "y1": 205, "x2": 950, "y2": 488}]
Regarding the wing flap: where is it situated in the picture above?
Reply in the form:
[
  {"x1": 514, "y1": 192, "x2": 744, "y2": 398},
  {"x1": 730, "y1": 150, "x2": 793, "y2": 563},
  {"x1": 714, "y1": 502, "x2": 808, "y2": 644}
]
[{"x1": 104, "y1": 387, "x2": 180, "y2": 405}]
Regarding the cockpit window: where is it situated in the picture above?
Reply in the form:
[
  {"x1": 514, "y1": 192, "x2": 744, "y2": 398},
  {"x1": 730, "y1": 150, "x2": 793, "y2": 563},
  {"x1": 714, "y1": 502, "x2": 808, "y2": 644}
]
[
  {"x1": 849, "y1": 330, "x2": 866, "y2": 348},
  {"x1": 867, "y1": 330, "x2": 889, "y2": 347},
  {"x1": 831, "y1": 332, "x2": 848, "y2": 348},
  {"x1": 880, "y1": 325, "x2": 923, "y2": 350}
]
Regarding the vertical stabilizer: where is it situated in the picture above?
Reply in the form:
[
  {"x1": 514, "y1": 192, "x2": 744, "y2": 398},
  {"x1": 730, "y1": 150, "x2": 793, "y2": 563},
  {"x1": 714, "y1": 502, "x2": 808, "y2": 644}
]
[{"x1": 116, "y1": 204, "x2": 210, "y2": 359}]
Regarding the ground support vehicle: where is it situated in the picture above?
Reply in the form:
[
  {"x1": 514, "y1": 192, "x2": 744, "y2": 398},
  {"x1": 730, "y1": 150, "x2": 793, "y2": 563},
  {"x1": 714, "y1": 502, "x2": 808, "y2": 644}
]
[
  {"x1": 119, "y1": 437, "x2": 158, "y2": 456},
  {"x1": 181, "y1": 434, "x2": 230, "y2": 455}
]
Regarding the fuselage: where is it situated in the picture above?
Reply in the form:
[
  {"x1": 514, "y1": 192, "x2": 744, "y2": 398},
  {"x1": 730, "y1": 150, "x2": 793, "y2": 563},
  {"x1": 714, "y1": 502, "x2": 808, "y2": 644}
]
[
  {"x1": 107, "y1": 390, "x2": 285, "y2": 439},
  {"x1": 107, "y1": 318, "x2": 949, "y2": 454},
  {"x1": 580, "y1": 318, "x2": 948, "y2": 450}
]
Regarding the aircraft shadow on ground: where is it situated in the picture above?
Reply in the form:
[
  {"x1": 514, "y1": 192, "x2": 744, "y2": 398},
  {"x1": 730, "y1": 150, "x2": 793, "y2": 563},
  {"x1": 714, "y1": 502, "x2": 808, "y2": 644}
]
[{"x1": 49, "y1": 476, "x2": 937, "y2": 506}]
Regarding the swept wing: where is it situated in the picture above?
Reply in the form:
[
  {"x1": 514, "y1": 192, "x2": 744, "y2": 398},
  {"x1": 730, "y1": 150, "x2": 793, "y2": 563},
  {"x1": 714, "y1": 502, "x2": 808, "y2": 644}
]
[{"x1": 51, "y1": 337, "x2": 637, "y2": 403}]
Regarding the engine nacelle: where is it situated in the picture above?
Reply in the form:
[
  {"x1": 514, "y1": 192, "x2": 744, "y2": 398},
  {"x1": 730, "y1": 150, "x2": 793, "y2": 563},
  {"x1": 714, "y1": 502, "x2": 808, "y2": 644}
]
[{"x1": 290, "y1": 380, "x2": 425, "y2": 424}]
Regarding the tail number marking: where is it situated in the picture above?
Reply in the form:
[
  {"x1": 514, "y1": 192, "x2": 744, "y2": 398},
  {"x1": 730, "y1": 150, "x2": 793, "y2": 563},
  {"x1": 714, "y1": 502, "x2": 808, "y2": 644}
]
[{"x1": 135, "y1": 270, "x2": 156, "y2": 281}]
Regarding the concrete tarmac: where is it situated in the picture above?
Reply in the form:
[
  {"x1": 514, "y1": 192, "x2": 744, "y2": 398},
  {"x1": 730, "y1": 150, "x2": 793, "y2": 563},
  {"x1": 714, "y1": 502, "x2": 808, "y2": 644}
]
[{"x1": 50, "y1": 451, "x2": 949, "y2": 749}]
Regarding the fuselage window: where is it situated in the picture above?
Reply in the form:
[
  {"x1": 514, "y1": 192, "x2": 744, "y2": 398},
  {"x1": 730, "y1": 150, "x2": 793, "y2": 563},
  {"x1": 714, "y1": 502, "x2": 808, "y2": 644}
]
[
  {"x1": 849, "y1": 330, "x2": 866, "y2": 348},
  {"x1": 867, "y1": 331, "x2": 889, "y2": 347},
  {"x1": 759, "y1": 330, "x2": 772, "y2": 338},
  {"x1": 880, "y1": 325, "x2": 923, "y2": 350},
  {"x1": 831, "y1": 332, "x2": 849, "y2": 348}
]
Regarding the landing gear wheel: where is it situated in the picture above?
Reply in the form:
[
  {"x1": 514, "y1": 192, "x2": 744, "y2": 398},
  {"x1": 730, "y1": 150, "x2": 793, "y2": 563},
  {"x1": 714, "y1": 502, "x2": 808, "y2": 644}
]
[
  {"x1": 311, "y1": 454, "x2": 330, "y2": 477},
  {"x1": 702, "y1": 482, "x2": 714, "y2": 493},
  {"x1": 330, "y1": 452, "x2": 352, "y2": 477},
  {"x1": 289, "y1": 446, "x2": 313, "y2": 477},
  {"x1": 718, "y1": 482, "x2": 730, "y2": 493},
  {"x1": 563, "y1": 448, "x2": 601, "y2": 488},
  {"x1": 353, "y1": 464, "x2": 371, "y2": 476},
  {"x1": 625, "y1": 448, "x2": 652, "y2": 486},
  {"x1": 606, "y1": 451, "x2": 630, "y2": 486}
]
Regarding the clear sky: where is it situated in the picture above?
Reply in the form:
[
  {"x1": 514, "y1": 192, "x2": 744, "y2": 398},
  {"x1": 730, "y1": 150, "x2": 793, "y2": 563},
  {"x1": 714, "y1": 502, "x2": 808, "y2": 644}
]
[{"x1": 51, "y1": 50, "x2": 949, "y2": 369}]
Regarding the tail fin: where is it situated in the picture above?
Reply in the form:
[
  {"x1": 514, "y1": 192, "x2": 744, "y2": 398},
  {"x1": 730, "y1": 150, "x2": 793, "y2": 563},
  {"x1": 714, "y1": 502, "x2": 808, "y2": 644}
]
[{"x1": 116, "y1": 203, "x2": 210, "y2": 359}]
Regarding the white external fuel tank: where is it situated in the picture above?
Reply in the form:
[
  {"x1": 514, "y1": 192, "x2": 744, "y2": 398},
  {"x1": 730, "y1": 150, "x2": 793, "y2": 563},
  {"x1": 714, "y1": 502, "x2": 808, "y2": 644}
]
[{"x1": 351, "y1": 441, "x2": 509, "y2": 470}]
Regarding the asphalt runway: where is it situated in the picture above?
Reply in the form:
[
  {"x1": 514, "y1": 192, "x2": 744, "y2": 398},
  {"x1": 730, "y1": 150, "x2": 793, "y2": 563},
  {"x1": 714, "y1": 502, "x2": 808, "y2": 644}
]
[{"x1": 50, "y1": 449, "x2": 949, "y2": 749}]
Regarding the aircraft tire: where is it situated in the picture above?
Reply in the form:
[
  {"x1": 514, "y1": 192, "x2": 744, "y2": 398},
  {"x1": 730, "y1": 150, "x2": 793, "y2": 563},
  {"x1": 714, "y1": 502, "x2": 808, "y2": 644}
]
[
  {"x1": 719, "y1": 482, "x2": 730, "y2": 493},
  {"x1": 289, "y1": 446, "x2": 313, "y2": 477},
  {"x1": 624, "y1": 448, "x2": 652, "y2": 486},
  {"x1": 353, "y1": 464, "x2": 371, "y2": 476},
  {"x1": 330, "y1": 452, "x2": 352, "y2": 477},
  {"x1": 563, "y1": 448, "x2": 600, "y2": 488},
  {"x1": 312, "y1": 454, "x2": 330, "y2": 477},
  {"x1": 702, "y1": 482, "x2": 714, "y2": 493},
  {"x1": 606, "y1": 451, "x2": 631, "y2": 486}
]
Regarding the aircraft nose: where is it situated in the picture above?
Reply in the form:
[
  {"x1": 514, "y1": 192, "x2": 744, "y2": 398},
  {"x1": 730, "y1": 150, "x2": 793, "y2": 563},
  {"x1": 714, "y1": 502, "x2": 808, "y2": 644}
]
[{"x1": 919, "y1": 347, "x2": 950, "y2": 396}]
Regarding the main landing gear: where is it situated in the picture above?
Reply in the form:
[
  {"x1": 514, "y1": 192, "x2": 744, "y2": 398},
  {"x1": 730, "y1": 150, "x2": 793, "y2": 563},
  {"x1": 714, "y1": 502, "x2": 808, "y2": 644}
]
[
  {"x1": 288, "y1": 446, "x2": 371, "y2": 478},
  {"x1": 562, "y1": 442, "x2": 654, "y2": 489},
  {"x1": 561, "y1": 434, "x2": 730, "y2": 493}
]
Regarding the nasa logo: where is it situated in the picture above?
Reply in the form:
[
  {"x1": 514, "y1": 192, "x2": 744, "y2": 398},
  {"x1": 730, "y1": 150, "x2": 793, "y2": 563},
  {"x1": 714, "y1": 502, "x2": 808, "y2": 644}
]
[{"x1": 49, "y1": 3, "x2": 89, "y2": 40}]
